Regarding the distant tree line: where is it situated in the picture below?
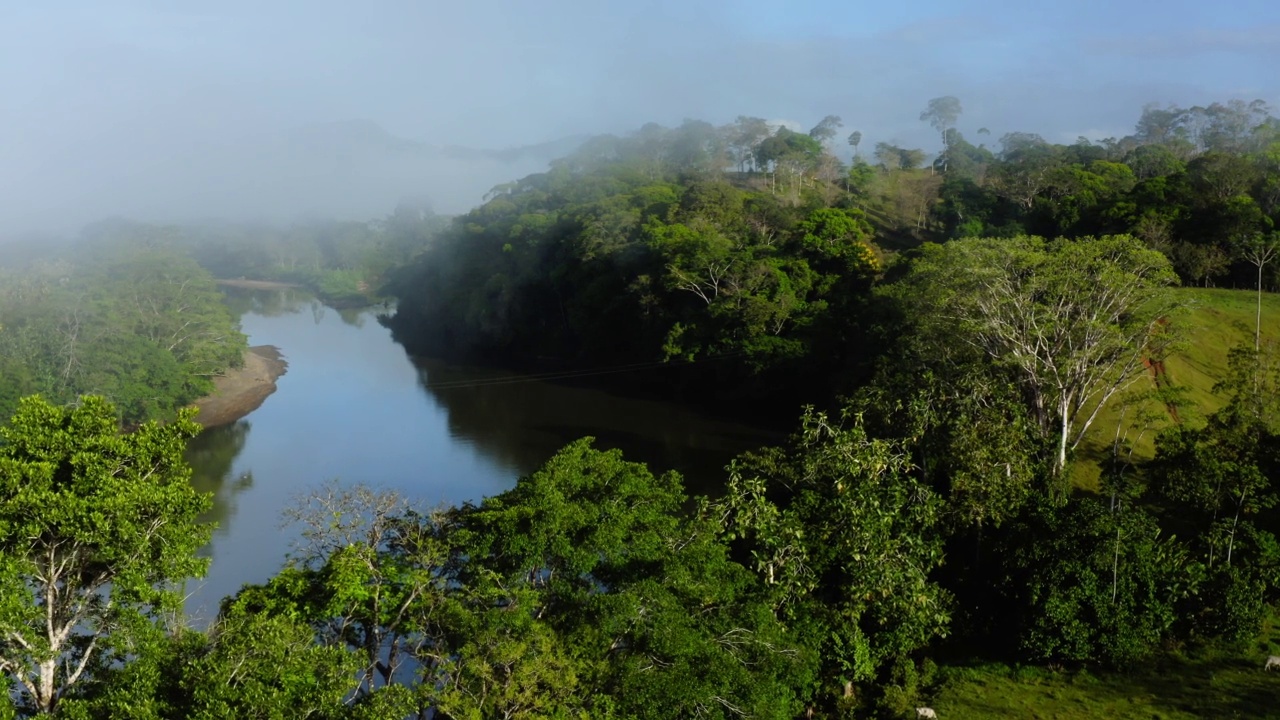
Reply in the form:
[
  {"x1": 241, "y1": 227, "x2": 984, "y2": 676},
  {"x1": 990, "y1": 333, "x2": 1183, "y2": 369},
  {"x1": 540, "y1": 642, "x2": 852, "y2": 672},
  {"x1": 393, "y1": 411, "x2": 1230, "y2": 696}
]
[
  {"x1": 174, "y1": 201, "x2": 447, "y2": 307},
  {"x1": 385, "y1": 97, "x2": 1280, "y2": 414}
]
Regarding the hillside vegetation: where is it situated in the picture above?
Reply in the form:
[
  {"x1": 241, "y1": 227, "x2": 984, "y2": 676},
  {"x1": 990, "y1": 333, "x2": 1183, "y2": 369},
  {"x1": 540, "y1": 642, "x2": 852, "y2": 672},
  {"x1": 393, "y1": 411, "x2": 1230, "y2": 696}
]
[
  {"x1": 1073, "y1": 287, "x2": 1280, "y2": 489},
  {"x1": 0, "y1": 226, "x2": 247, "y2": 425}
]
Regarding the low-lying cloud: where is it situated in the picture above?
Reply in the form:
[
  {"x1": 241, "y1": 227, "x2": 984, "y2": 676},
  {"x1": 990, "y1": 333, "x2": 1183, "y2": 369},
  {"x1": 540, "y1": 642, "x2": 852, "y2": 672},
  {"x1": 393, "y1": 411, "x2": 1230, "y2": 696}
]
[{"x1": 1, "y1": 0, "x2": 1277, "y2": 237}]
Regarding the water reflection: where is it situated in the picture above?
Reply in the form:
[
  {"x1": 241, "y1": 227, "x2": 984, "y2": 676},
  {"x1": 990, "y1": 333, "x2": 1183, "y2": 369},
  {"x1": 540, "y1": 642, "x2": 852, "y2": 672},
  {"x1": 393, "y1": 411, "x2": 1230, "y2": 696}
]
[
  {"x1": 414, "y1": 358, "x2": 780, "y2": 496},
  {"x1": 186, "y1": 420, "x2": 256, "y2": 537},
  {"x1": 183, "y1": 288, "x2": 779, "y2": 618},
  {"x1": 219, "y1": 285, "x2": 312, "y2": 318}
]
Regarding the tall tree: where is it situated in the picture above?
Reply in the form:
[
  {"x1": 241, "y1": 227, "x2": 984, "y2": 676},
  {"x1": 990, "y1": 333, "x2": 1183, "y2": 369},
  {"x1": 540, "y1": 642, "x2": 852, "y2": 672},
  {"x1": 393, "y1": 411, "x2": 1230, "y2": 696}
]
[
  {"x1": 225, "y1": 481, "x2": 456, "y2": 708},
  {"x1": 729, "y1": 116, "x2": 772, "y2": 172},
  {"x1": 808, "y1": 114, "x2": 843, "y2": 147},
  {"x1": 718, "y1": 409, "x2": 949, "y2": 704},
  {"x1": 846, "y1": 130, "x2": 863, "y2": 158},
  {"x1": 0, "y1": 396, "x2": 211, "y2": 715},
  {"x1": 1238, "y1": 233, "x2": 1279, "y2": 350},
  {"x1": 456, "y1": 438, "x2": 812, "y2": 718},
  {"x1": 920, "y1": 96, "x2": 963, "y2": 165},
  {"x1": 891, "y1": 235, "x2": 1182, "y2": 478}
]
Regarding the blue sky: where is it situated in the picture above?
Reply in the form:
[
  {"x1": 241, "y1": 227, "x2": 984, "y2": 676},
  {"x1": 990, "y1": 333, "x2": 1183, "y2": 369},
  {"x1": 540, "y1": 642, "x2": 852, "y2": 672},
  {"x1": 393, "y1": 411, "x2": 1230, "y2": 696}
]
[{"x1": 1, "y1": 0, "x2": 1278, "y2": 230}]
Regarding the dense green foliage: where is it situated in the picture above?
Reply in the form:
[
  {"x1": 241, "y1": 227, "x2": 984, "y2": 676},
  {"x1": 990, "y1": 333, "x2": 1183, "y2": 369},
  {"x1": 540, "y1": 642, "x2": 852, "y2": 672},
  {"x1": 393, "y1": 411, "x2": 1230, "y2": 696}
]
[
  {"x1": 0, "y1": 227, "x2": 246, "y2": 424},
  {"x1": 386, "y1": 127, "x2": 882, "y2": 407},
  {"x1": 387, "y1": 98, "x2": 1280, "y2": 412},
  {"x1": 0, "y1": 396, "x2": 211, "y2": 715},
  {"x1": 8, "y1": 360, "x2": 1272, "y2": 717},
  {"x1": 3, "y1": 96, "x2": 1279, "y2": 717}
]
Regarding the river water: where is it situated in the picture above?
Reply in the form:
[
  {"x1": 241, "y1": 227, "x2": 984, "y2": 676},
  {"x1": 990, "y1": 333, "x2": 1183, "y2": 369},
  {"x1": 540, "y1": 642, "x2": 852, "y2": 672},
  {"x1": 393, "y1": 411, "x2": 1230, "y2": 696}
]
[{"x1": 183, "y1": 288, "x2": 780, "y2": 619}]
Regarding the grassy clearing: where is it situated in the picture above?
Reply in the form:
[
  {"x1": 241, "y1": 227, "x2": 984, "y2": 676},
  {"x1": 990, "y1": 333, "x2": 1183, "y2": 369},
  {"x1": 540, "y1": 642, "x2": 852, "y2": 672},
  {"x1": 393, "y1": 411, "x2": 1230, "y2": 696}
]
[
  {"x1": 930, "y1": 609, "x2": 1280, "y2": 719},
  {"x1": 959, "y1": 288, "x2": 1280, "y2": 718},
  {"x1": 931, "y1": 654, "x2": 1280, "y2": 719},
  {"x1": 1071, "y1": 287, "x2": 1280, "y2": 491}
]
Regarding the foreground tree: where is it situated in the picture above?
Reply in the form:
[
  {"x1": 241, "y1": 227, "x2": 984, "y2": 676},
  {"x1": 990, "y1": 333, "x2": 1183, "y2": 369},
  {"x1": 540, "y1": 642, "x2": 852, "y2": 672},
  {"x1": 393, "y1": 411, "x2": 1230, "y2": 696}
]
[
  {"x1": 1005, "y1": 489, "x2": 1198, "y2": 666},
  {"x1": 454, "y1": 438, "x2": 813, "y2": 719},
  {"x1": 718, "y1": 409, "x2": 949, "y2": 710},
  {"x1": 58, "y1": 607, "x2": 371, "y2": 720},
  {"x1": 0, "y1": 396, "x2": 212, "y2": 714},
  {"x1": 228, "y1": 482, "x2": 456, "y2": 707},
  {"x1": 1148, "y1": 351, "x2": 1280, "y2": 640}
]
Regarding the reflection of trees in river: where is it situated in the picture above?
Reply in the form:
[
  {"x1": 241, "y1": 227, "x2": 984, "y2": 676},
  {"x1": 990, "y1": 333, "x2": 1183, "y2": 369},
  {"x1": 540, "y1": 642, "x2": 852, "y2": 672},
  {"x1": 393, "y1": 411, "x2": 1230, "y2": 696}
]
[
  {"x1": 186, "y1": 420, "x2": 256, "y2": 533},
  {"x1": 220, "y1": 287, "x2": 312, "y2": 318},
  {"x1": 413, "y1": 359, "x2": 780, "y2": 495},
  {"x1": 222, "y1": 287, "x2": 370, "y2": 328},
  {"x1": 303, "y1": 301, "x2": 368, "y2": 328}
]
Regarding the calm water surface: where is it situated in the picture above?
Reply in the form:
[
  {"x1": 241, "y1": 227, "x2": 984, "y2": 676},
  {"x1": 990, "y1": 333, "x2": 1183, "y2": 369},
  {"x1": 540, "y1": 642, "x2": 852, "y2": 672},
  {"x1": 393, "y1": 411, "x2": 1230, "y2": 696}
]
[{"x1": 184, "y1": 289, "x2": 779, "y2": 618}]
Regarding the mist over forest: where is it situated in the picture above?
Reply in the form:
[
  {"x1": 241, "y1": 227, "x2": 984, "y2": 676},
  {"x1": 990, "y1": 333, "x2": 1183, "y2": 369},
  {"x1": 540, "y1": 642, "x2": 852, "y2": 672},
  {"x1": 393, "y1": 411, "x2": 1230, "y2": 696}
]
[{"x1": 3, "y1": 1, "x2": 1278, "y2": 237}]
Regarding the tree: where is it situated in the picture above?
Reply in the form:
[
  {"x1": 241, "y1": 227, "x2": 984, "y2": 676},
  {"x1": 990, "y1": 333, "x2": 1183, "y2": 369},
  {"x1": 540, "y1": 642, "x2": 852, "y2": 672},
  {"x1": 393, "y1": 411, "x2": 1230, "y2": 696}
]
[
  {"x1": 1132, "y1": 102, "x2": 1200, "y2": 151},
  {"x1": 989, "y1": 134, "x2": 1059, "y2": 210},
  {"x1": 231, "y1": 482, "x2": 455, "y2": 703},
  {"x1": 0, "y1": 396, "x2": 212, "y2": 715},
  {"x1": 846, "y1": 130, "x2": 862, "y2": 158},
  {"x1": 455, "y1": 438, "x2": 812, "y2": 718},
  {"x1": 873, "y1": 143, "x2": 927, "y2": 171},
  {"x1": 933, "y1": 130, "x2": 995, "y2": 181},
  {"x1": 718, "y1": 409, "x2": 949, "y2": 704},
  {"x1": 755, "y1": 129, "x2": 825, "y2": 198},
  {"x1": 728, "y1": 116, "x2": 771, "y2": 172},
  {"x1": 1156, "y1": 403, "x2": 1279, "y2": 571},
  {"x1": 59, "y1": 608, "x2": 372, "y2": 720},
  {"x1": 808, "y1": 115, "x2": 843, "y2": 147},
  {"x1": 920, "y1": 96, "x2": 963, "y2": 162},
  {"x1": 891, "y1": 235, "x2": 1182, "y2": 478},
  {"x1": 794, "y1": 208, "x2": 878, "y2": 271},
  {"x1": 648, "y1": 220, "x2": 737, "y2": 306},
  {"x1": 1238, "y1": 233, "x2": 1279, "y2": 350},
  {"x1": 1005, "y1": 491, "x2": 1197, "y2": 666}
]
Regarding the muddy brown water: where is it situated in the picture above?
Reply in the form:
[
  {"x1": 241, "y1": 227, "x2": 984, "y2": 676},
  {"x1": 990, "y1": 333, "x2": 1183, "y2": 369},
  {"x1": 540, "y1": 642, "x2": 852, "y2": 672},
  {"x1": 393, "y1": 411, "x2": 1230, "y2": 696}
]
[{"x1": 183, "y1": 287, "x2": 780, "y2": 619}]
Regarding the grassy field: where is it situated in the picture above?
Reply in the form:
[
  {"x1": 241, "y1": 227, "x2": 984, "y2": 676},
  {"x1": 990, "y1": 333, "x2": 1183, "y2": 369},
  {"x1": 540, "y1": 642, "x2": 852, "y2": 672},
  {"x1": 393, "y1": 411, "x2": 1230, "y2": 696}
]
[
  {"x1": 931, "y1": 654, "x2": 1280, "y2": 718},
  {"x1": 927, "y1": 608, "x2": 1280, "y2": 719},
  {"x1": 1071, "y1": 287, "x2": 1280, "y2": 491}
]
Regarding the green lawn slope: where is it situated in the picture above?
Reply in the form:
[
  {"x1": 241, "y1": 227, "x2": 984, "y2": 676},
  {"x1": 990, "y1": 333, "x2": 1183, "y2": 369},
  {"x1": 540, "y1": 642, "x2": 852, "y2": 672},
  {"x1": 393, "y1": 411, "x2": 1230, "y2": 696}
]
[
  {"x1": 932, "y1": 651, "x2": 1280, "y2": 719},
  {"x1": 1072, "y1": 287, "x2": 1280, "y2": 491}
]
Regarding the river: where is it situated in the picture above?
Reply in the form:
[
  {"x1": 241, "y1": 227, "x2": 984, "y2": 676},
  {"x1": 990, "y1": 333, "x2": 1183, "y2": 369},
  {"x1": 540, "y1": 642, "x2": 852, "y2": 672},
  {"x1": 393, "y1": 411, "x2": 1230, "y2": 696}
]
[{"x1": 183, "y1": 288, "x2": 781, "y2": 619}]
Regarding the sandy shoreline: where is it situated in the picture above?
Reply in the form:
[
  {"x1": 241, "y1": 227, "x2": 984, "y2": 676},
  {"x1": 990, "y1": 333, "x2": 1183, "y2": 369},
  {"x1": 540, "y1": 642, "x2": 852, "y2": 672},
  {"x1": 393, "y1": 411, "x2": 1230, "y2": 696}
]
[{"x1": 192, "y1": 346, "x2": 288, "y2": 428}]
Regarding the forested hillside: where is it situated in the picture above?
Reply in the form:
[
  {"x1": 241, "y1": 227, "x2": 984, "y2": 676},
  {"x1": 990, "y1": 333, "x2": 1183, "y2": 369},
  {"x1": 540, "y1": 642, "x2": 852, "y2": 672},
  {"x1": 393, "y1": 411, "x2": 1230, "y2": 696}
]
[
  {"x1": 387, "y1": 98, "x2": 1280, "y2": 412},
  {"x1": 0, "y1": 225, "x2": 246, "y2": 424}
]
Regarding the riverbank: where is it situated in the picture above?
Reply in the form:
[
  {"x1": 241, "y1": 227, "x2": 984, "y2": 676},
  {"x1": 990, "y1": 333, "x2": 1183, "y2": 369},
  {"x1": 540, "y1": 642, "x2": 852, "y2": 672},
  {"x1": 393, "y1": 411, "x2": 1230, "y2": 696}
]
[{"x1": 192, "y1": 346, "x2": 288, "y2": 428}]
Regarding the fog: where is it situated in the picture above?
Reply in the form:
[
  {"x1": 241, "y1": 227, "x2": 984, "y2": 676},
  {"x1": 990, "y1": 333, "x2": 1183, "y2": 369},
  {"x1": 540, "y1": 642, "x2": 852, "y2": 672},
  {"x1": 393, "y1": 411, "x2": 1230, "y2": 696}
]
[{"x1": 2, "y1": 0, "x2": 1278, "y2": 236}]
